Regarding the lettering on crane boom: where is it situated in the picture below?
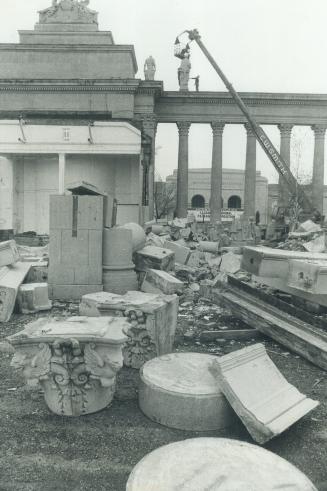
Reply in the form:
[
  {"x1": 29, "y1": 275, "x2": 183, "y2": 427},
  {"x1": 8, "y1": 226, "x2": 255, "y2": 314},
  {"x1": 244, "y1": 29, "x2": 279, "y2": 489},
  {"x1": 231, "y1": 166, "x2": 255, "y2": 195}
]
[{"x1": 257, "y1": 131, "x2": 288, "y2": 178}]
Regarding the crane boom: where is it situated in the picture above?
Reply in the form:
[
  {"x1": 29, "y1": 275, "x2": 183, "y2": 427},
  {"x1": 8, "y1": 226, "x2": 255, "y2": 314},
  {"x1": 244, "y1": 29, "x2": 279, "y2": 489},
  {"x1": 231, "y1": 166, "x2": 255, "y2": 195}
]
[{"x1": 187, "y1": 29, "x2": 312, "y2": 212}]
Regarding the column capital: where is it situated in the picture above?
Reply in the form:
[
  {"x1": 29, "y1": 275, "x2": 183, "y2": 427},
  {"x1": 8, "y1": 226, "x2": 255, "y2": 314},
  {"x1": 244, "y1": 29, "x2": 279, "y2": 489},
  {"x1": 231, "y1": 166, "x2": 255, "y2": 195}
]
[
  {"x1": 140, "y1": 114, "x2": 158, "y2": 136},
  {"x1": 177, "y1": 121, "x2": 191, "y2": 136},
  {"x1": 278, "y1": 123, "x2": 293, "y2": 137},
  {"x1": 244, "y1": 123, "x2": 255, "y2": 137},
  {"x1": 311, "y1": 125, "x2": 327, "y2": 138},
  {"x1": 211, "y1": 121, "x2": 225, "y2": 136}
]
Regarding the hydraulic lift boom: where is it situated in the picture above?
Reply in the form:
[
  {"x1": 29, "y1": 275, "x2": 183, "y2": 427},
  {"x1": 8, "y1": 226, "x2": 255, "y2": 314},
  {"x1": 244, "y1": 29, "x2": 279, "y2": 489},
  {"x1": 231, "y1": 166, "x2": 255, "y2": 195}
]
[{"x1": 179, "y1": 29, "x2": 313, "y2": 213}]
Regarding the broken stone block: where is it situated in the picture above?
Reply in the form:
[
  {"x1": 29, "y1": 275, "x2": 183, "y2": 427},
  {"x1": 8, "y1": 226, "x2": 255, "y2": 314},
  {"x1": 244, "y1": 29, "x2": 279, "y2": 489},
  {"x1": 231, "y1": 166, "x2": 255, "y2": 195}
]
[
  {"x1": 134, "y1": 246, "x2": 175, "y2": 273},
  {"x1": 126, "y1": 437, "x2": 318, "y2": 491},
  {"x1": 220, "y1": 251, "x2": 242, "y2": 274},
  {"x1": 79, "y1": 290, "x2": 178, "y2": 369},
  {"x1": 0, "y1": 262, "x2": 31, "y2": 322},
  {"x1": 139, "y1": 353, "x2": 234, "y2": 431},
  {"x1": 211, "y1": 343, "x2": 319, "y2": 444},
  {"x1": 0, "y1": 240, "x2": 20, "y2": 267},
  {"x1": 118, "y1": 222, "x2": 146, "y2": 252},
  {"x1": 163, "y1": 240, "x2": 190, "y2": 265},
  {"x1": 7, "y1": 316, "x2": 128, "y2": 416},
  {"x1": 141, "y1": 269, "x2": 185, "y2": 295},
  {"x1": 17, "y1": 283, "x2": 52, "y2": 314},
  {"x1": 186, "y1": 250, "x2": 203, "y2": 268},
  {"x1": 302, "y1": 234, "x2": 325, "y2": 253},
  {"x1": 298, "y1": 220, "x2": 321, "y2": 234},
  {"x1": 25, "y1": 261, "x2": 48, "y2": 283},
  {"x1": 287, "y1": 259, "x2": 327, "y2": 295},
  {"x1": 198, "y1": 241, "x2": 219, "y2": 254},
  {"x1": 146, "y1": 232, "x2": 165, "y2": 248},
  {"x1": 242, "y1": 246, "x2": 327, "y2": 278}
]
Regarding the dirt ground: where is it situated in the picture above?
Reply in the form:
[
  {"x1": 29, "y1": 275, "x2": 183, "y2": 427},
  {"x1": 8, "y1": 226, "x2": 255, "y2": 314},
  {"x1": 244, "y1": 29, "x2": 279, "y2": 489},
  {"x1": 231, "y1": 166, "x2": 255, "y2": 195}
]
[{"x1": 0, "y1": 301, "x2": 326, "y2": 491}]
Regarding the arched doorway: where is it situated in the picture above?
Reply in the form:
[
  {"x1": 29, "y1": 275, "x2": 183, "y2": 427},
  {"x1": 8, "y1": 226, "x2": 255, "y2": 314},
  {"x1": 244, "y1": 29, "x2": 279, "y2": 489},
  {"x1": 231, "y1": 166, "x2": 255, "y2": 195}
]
[
  {"x1": 191, "y1": 194, "x2": 205, "y2": 208},
  {"x1": 228, "y1": 195, "x2": 242, "y2": 209}
]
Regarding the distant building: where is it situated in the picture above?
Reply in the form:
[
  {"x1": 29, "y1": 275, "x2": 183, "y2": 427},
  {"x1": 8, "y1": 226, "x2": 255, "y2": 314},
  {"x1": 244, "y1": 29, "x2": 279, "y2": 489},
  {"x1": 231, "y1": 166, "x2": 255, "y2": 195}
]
[{"x1": 166, "y1": 168, "x2": 269, "y2": 222}]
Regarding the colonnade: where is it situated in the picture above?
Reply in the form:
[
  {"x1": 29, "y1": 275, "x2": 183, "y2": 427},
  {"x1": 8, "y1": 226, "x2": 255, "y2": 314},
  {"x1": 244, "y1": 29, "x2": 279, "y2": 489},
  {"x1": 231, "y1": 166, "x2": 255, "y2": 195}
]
[{"x1": 172, "y1": 122, "x2": 327, "y2": 221}]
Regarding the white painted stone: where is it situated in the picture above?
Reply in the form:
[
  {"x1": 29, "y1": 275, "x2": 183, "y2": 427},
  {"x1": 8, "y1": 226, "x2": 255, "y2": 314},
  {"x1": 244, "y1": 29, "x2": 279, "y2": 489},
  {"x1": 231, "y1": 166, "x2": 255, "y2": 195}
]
[
  {"x1": 139, "y1": 353, "x2": 234, "y2": 431},
  {"x1": 126, "y1": 437, "x2": 317, "y2": 491},
  {"x1": 211, "y1": 344, "x2": 319, "y2": 444},
  {"x1": 17, "y1": 282, "x2": 52, "y2": 314}
]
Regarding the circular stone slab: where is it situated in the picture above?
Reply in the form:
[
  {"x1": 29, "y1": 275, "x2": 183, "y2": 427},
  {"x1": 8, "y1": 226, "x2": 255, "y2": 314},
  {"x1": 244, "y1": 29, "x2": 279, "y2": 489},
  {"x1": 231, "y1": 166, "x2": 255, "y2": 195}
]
[
  {"x1": 126, "y1": 437, "x2": 317, "y2": 491},
  {"x1": 139, "y1": 352, "x2": 234, "y2": 431}
]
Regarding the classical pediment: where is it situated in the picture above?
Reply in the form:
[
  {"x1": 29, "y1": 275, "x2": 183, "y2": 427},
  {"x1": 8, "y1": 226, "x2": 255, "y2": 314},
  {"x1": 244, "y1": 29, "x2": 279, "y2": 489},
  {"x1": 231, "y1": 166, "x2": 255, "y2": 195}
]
[{"x1": 38, "y1": 0, "x2": 98, "y2": 25}]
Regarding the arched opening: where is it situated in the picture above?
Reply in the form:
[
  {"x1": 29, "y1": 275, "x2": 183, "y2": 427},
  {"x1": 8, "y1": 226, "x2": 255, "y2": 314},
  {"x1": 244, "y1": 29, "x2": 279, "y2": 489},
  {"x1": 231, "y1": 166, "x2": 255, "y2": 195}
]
[
  {"x1": 228, "y1": 195, "x2": 242, "y2": 209},
  {"x1": 191, "y1": 194, "x2": 205, "y2": 208}
]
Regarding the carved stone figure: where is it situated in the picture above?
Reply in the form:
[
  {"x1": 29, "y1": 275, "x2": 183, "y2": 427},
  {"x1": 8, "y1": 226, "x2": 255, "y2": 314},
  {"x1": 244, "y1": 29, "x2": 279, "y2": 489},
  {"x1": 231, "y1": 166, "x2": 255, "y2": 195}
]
[
  {"x1": 39, "y1": 0, "x2": 98, "y2": 24},
  {"x1": 144, "y1": 56, "x2": 156, "y2": 81},
  {"x1": 122, "y1": 309, "x2": 157, "y2": 369},
  {"x1": 178, "y1": 53, "x2": 191, "y2": 91}
]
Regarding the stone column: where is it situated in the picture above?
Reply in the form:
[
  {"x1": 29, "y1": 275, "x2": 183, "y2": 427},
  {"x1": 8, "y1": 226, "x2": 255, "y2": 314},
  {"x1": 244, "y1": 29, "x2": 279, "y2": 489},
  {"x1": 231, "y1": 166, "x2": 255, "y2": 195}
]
[
  {"x1": 311, "y1": 125, "x2": 327, "y2": 214},
  {"x1": 58, "y1": 153, "x2": 66, "y2": 194},
  {"x1": 243, "y1": 123, "x2": 257, "y2": 219},
  {"x1": 210, "y1": 122, "x2": 225, "y2": 224},
  {"x1": 142, "y1": 115, "x2": 157, "y2": 221},
  {"x1": 176, "y1": 121, "x2": 191, "y2": 218},
  {"x1": 0, "y1": 156, "x2": 14, "y2": 232},
  {"x1": 277, "y1": 124, "x2": 293, "y2": 207}
]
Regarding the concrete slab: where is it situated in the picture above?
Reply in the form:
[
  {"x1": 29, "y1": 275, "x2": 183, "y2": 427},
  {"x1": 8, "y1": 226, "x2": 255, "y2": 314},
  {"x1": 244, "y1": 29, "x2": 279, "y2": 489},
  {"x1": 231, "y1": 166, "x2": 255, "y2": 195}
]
[
  {"x1": 211, "y1": 344, "x2": 319, "y2": 444},
  {"x1": 139, "y1": 353, "x2": 234, "y2": 431},
  {"x1": 126, "y1": 437, "x2": 318, "y2": 491}
]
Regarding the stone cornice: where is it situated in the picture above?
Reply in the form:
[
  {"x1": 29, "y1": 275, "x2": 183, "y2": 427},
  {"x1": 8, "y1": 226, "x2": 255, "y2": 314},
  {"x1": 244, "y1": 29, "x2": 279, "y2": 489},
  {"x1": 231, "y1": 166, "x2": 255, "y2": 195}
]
[{"x1": 0, "y1": 79, "x2": 141, "y2": 94}]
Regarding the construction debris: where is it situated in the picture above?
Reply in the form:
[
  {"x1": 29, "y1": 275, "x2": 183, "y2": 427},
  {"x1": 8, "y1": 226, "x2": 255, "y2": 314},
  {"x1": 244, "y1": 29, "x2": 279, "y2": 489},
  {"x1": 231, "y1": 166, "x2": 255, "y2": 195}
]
[
  {"x1": 210, "y1": 344, "x2": 319, "y2": 444},
  {"x1": 141, "y1": 269, "x2": 185, "y2": 295},
  {"x1": 0, "y1": 240, "x2": 20, "y2": 267},
  {"x1": 0, "y1": 262, "x2": 31, "y2": 322},
  {"x1": 134, "y1": 246, "x2": 175, "y2": 273},
  {"x1": 164, "y1": 240, "x2": 191, "y2": 264},
  {"x1": 17, "y1": 282, "x2": 52, "y2": 314}
]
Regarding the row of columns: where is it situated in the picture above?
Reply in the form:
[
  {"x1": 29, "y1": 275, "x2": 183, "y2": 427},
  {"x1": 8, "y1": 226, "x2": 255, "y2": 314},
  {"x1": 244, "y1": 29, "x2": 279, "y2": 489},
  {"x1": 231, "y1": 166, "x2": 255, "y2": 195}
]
[{"x1": 175, "y1": 122, "x2": 327, "y2": 220}]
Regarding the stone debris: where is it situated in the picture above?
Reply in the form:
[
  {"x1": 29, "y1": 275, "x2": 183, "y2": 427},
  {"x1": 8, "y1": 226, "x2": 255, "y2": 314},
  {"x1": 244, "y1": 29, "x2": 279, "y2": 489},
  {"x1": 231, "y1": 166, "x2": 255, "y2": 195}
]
[
  {"x1": 163, "y1": 240, "x2": 191, "y2": 264},
  {"x1": 0, "y1": 240, "x2": 20, "y2": 267},
  {"x1": 79, "y1": 290, "x2": 178, "y2": 369},
  {"x1": 134, "y1": 246, "x2": 175, "y2": 273},
  {"x1": 139, "y1": 353, "x2": 234, "y2": 431},
  {"x1": 126, "y1": 438, "x2": 318, "y2": 491},
  {"x1": 220, "y1": 251, "x2": 242, "y2": 274},
  {"x1": 211, "y1": 343, "x2": 319, "y2": 444},
  {"x1": 17, "y1": 282, "x2": 52, "y2": 314},
  {"x1": 0, "y1": 262, "x2": 31, "y2": 322},
  {"x1": 141, "y1": 268, "x2": 185, "y2": 295}
]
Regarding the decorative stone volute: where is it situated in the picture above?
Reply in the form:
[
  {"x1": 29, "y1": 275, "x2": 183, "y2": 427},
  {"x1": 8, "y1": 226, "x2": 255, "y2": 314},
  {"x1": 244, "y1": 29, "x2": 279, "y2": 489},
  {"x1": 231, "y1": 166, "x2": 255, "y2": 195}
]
[{"x1": 38, "y1": 0, "x2": 98, "y2": 25}]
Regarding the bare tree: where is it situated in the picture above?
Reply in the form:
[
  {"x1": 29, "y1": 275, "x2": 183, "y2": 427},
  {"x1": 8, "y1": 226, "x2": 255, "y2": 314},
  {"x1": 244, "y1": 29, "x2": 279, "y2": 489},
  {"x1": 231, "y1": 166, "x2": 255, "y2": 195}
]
[{"x1": 154, "y1": 173, "x2": 176, "y2": 220}]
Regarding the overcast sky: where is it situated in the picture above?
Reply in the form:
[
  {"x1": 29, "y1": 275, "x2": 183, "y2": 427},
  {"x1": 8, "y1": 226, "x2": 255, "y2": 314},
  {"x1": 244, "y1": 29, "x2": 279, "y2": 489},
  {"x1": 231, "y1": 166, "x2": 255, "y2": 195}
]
[{"x1": 1, "y1": 0, "x2": 327, "y2": 182}]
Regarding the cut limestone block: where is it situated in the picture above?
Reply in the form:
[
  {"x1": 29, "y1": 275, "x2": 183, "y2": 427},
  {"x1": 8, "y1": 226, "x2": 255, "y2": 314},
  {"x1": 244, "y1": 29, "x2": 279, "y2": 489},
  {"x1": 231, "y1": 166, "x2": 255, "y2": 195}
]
[
  {"x1": 139, "y1": 353, "x2": 234, "y2": 431},
  {"x1": 186, "y1": 250, "x2": 203, "y2": 268},
  {"x1": 25, "y1": 261, "x2": 48, "y2": 283},
  {"x1": 242, "y1": 246, "x2": 327, "y2": 278},
  {"x1": 0, "y1": 240, "x2": 20, "y2": 267},
  {"x1": 118, "y1": 223, "x2": 146, "y2": 252},
  {"x1": 287, "y1": 259, "x2": 327, "y2": 295},
  {"x1": 0, "y1": 262, "x2": 31, "y2": 322},
  {"x1": 163, "y1": 240, "x2": 191, "y2": 265},
  {"x1": 49, "y1": 284, "x2": 103, "y2": 301},
  {"x1": 7, "y1": 316, "x2": 128, "y2": 416},
  {"x1": 198, "y1": 241, "x2": 219, "y2": 254},
  {"x1": 79, "y1": 290, "x2": 178, "y2": 369},
  {"x1": 141, "y1": 269, "x2": 184, "y2": 295},
  {"x1": 17, "y1": 283, "x2": 52, "y2": 314},
  {"x1": 126, "y1": 437, "x2": 318, "y2": 491},
  {"x1": 134, "y1": 246, "x2": 175, "y2": 273},
  {"x1": 220, "y1": 251, "x2": 242, "y2": 274},
  {"x1": 211, "y1": 344, "x2": 319, "y2": 444}
]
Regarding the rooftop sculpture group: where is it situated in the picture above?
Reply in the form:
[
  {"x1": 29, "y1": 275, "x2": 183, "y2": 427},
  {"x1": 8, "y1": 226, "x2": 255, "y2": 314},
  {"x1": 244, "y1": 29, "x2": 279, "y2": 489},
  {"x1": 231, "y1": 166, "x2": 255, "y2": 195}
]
[{"x1": 39, "y1": 0, "x2": 98, "y2": 24}]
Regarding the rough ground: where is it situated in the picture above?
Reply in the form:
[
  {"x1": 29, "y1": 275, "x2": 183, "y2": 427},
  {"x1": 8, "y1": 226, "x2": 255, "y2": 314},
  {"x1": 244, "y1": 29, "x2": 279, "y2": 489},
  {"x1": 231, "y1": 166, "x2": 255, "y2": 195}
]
[{"x1": 0, "y1": 299, "x2": 326, "y2": 491}]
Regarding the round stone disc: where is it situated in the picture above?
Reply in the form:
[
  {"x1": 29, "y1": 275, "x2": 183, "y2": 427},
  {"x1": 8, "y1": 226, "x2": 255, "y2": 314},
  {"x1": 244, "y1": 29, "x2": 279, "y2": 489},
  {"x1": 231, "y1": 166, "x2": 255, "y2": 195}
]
[
  {"x1": 139, "y1": 352, "x2": 234, "y2": 431},
  {"x1": 126, "y1": 437, "x2": 317, "y2": 491}
]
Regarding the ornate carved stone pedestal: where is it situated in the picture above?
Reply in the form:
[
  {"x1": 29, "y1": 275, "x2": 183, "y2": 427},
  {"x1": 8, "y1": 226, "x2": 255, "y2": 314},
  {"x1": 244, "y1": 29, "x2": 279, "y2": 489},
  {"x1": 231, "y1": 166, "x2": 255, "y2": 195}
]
[
  {"x1": 79, "y1": 291, "x2": 178, "y2": 369},
  {"x1": 7, "y1": 316, "x2": 128, "y2": 416}
]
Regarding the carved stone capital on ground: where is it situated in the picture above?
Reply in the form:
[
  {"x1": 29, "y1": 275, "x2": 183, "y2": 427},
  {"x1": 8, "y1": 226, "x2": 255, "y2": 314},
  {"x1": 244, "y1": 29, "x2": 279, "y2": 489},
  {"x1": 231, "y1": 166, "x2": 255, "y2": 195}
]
[
  {"x1": 278, "y1": 123, "x2": 293, "y2": 138},
  {"x1": 176, "y1": 121, "x2": 191, "y2": 137},
  {"x1": 311, "y1": 124, "x2": 327, "y2": 139},
  {"x1": 122, "y1": 309, "x2": 157, "y2": 369},
  {"x1": 211, "y1": 121, "x2": 225, "y2": 137}
]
